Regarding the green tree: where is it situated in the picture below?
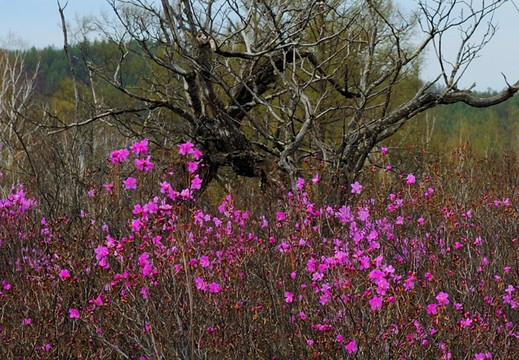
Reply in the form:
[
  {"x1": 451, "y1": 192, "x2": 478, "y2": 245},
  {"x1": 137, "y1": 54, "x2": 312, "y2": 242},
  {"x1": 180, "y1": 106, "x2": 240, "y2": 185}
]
[{"x1": 56, "y1": 0, "x2": 519, "y2": 199}]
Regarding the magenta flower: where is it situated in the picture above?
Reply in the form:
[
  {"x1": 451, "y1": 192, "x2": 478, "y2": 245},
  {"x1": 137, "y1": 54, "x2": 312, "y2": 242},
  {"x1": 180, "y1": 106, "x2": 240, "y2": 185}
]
[
  {"x1": 427, "y1": 303, "x2": 438, "y2": 315},
  {"x1": 284, "y1": 291, "x2": 294, "y2": 303},
  {"x1": 180, "y1": 188, "x2": 191, "y2": 199},
  {"x1": 103, "y1": 183, "x2": 114, "y2": 193},
  {"x1": 296, "y1": 177, "x2": 305, "y2": 190},
  {"x1": 123, "y1": 177, "x2": 137, "y2": 190},
  {"x1": 192, "y1": 148, "x2": 203, "y2": 160},
  {"x1": 350, "y1": 181, "x2": 362, "y2": 194},
  {"x1": 178, "y1": 141, "x2": 194, "y2": 156},
  {"x1": 436, "y1": 291, "x2": 450, "y2": 306},
  {"x1": 109, "y1": 148, "x2": 129, "y2": 164},
  {"x1": 194, "y1": 277, "x2": 206, "y2": 290},
  {"x1": 376, "y1": 278, "x2": 390, "y2": 295},
  {"x1": 190, "y1": 175, "x2": 203, "y2": 190},
  {"x1": 134, "y1": 156, "x2": 154, "y2": 172},
  {"x1": 460, "y1": 318, "x2": 473, "y2": 327},
  {"x1": 130, "y1": 138, "x2": 148, "y2": 155},
  {"x1": 200, "y1": 256, "x2": 210, "y2": 267},
  {"x1": 59, "y1": 269, "x2": 70, "y2": 280},
  {"x1": 187, "y1": 161, "x2": 199, "y2": 173},
  {"x1": 312, "y1": 173, "x2": 320, "y2": 184},
  {"x1": 380, "y1": 146, "x2": 388, "y2": 155},
  {"x1": 139, "y1": 252, "x2": 150, "y2": 267},
  {"x1": 406, "y1": 173, "x2": 416, "y2": 185},
  {"x1": 369, "y1": 296, "x2": 383, "y2": 311},
  {"x1": 474, "y1": 352, "x2": 492, "y2": 360},
  {"x1": 93, "y1": 295, "x2": 103, "y2": 306},
  {"x1": 276, "y1": 211, "x2": 286, "y2": 222},
  {"x1": 208, "y1": 282, "x2": 221, "y2": 293},
  {"x1": 69, "y1": 308, "x2": 80, "y2": 319},
  {"x1": 22, "y1": 318, "x2": 32, "y2": 326},
  {"x1": 141, "y1": 263, "x2": 154, "y2": 277},
  {"x1": 345, "y1": 340, "x2": 358, "y2": 354},
  {"x1": 94, "y1": 245, "x2": 109, "y2": 260},
  {"x1": 368, "y1": 269, "x2": 385, "y2": 283}
]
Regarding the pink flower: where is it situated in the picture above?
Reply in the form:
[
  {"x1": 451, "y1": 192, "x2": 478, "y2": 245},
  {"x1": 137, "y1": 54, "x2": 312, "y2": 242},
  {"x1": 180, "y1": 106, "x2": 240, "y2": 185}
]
[
  {"x1": 369, "y1": 296, "x2": 383, "y2": 311},
  {"x1": 368, "y1": 269, "x2": 385, "y2": 283},
  {"x1": 285, "y1": 291, "x2": 294, "y2": 303},
  {"x1": 194, "y1": 277, "x2": 206, "y2": 290},
  {"x1": 276, "y1": 211, "x2": 286, "y2": 222},
  {"x1": 299, "y1": 311, "x2": 307, "y2": 320},
  {"x1": 380, "y1": 146, "x2": 388, "y2": 155},
  {"x1": 134, "y1": 156, "x2": 154, "y2": 172},
  {"x1": 109, "y1": 148, "x2": 129, "y2": 164},
  {"x1": 208, "y1": 282, "x2": 221, "y2": 293},
  {"x1": 427, "y1": 303, "x2": 438, "y2": 315},
  {"x1": 178, "y1": 141, "x2": 194, "y2": 156},
  {"x1": 296, "y1": 177, "x2": 305, "y2": 190},
  {"x1": 187, "y1": 161, "x2": 199, "y2": 173},
  {"x1": 123, "y1": 177, "x2": 137, "y2": 190},
  {"x1": 200, "y1": 256, "x2": 210, "y2": 267},
  {"x1": 474, "y1": 352, "x2": 492, "y2": 360},
  {"x1": 376, "y1": 278, "x2": 390, "y2": 295},
  {"x1": 436, "y1": 292, "x2": 450, "y2": 306},
  {"x1": 93, "y1": 295, "x2": 103, "y2": 306},
  {"x1": 130, "y1": 139, "x2": 148, "y2": 155},
  {"x1": 22, "y1": 318, "x2": 32, "y2": 326},
  {"x1": 69, "y1": 308, "x2": 80, "y2": 319},
  {"x1": 141, "y1": 263, "x2": 153, "y2": 277},
  {"x1": 190, "y1": 175, "x2": 203, "y2": 190},
  {"x1": 139, "y1": 252, "x2": 150, "y2": 267},
  {"x1": 180, "y1": 188, "x2": 191, "y2": 199},
  {"x1": 345, "y1": 340, "x2": 358, "y2": 354},
  {"x1": 460, "y1": 318, "x2": 472, "y2": 327},
  {"x1": 306, "y1": 339, "x2": 314, "y2": 346},
  {"x1": 406, "y1": 173, "x2": 416, "y2": 185},
  {"x1": 192, "y1": 148, "x2": 203, "y2": 160},
  {"x1": 312, "y1": 173, "x2": 320, "y2": 184},
  {"x1": 350, "y1": 181, "x2": 362, "y2": 194},
  {"x1": 103, "y1": 183, "x2": 114, "y2": 193},
  {"x1": 94, "y1": 245, "x2": 109, "y2": 260},
  {"x1": 59, "y1": 269, "x2": 70, "y2": 280}
]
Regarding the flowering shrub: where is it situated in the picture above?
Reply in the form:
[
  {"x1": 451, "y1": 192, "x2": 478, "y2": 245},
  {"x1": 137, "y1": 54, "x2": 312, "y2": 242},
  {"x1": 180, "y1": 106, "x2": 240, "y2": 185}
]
[{"x1": 0, "y1": 141, "x2": 517, "y2": 359}]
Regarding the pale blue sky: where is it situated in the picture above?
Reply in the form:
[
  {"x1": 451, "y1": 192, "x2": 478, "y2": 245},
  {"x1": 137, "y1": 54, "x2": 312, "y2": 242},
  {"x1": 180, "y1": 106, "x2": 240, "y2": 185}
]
[
  {"x1": 1, "y1": 0, "x2": 518, "y2": 91},
  {"x1": 0, "y1": 0, "x2": 109, "y2": 48}
]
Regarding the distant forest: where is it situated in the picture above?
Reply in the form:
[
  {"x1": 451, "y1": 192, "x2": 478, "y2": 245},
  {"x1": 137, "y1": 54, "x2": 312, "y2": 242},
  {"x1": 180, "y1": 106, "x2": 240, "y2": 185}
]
[{"x1": 17, "y1": 42, "x2": 519, "y2": 158}]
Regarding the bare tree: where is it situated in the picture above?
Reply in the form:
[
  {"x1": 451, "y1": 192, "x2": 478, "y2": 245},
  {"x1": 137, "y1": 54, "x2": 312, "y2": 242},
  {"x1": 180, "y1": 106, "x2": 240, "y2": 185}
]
[
  {"x1": 0, "y1": 47, "x2": 40, "y2": 188},
  {"x1": 58, "y1": 0, "x2": 519, "y2": 196}
]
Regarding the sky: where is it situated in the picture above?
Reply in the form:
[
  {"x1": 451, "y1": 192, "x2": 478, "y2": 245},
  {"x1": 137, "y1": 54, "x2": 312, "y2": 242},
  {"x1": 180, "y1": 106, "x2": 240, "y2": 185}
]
[{"x1": 1, "y1": 0, "x2": 518, "y2": 92}]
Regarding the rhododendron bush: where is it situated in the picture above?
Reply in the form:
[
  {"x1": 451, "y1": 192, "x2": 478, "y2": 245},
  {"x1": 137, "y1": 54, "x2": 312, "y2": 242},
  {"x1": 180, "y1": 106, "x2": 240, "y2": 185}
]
[{"x1": 0, "y1": 141, "x2": 518, "y2": 359}]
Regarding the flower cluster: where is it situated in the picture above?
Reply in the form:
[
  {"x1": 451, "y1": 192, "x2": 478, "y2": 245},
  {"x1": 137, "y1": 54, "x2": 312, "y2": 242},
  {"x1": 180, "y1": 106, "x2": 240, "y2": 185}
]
[{"x1": 0, "y1": 141, "x2": 516, "y2": 359}]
